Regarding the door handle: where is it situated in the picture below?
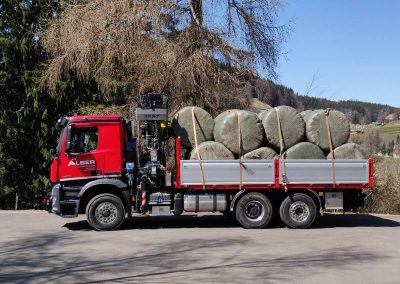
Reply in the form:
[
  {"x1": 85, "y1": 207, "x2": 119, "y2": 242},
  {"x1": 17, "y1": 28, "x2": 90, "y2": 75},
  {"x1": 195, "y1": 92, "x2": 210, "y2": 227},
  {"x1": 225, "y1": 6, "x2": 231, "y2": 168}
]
[{"x1": 91, "y1": 170, "x2": 102, "y2": 176}]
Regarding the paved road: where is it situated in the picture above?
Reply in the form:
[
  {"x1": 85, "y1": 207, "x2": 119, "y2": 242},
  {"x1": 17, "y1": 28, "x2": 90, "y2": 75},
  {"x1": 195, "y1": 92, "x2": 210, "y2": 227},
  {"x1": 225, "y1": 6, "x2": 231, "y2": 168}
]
[{"x1": 0, "y1": 211, "x2": 399, "y2": 284}]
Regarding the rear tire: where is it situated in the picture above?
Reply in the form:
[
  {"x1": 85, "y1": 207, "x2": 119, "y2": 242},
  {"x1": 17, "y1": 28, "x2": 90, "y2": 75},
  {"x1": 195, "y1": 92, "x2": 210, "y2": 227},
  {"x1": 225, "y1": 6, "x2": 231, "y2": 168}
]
[
  {"x1": 235, "y1": 192, "x2": 273, "y2": 229},
  {"x1": 279, "y1": 193, "x2": 317, "y2": 229},
  {"x1": 86, "y1": 193, "x2": 125, "y2": 231}
]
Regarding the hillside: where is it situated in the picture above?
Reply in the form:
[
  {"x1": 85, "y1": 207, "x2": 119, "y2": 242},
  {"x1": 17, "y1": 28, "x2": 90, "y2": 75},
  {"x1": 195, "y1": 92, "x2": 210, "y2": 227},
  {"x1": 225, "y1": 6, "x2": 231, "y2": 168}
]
[
  {"x1": 248, "y1": 78, "x2": 400, "y2": 125},
  {"x1": 375, "y1": 120, "x2": 400, "y2": 144}
]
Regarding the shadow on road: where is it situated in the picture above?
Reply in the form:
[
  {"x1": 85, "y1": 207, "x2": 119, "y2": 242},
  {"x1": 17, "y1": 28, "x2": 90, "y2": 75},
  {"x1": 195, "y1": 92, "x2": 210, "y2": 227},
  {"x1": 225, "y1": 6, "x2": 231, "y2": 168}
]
[
  {"x1": 63, "y1": 213, "x2": 400, "y2": 231},
  {"x1": 0, "y1": 232, "x2": 387, "y2": 283},
  {"x1": 315, "y1": 213, "x2": 400, "y2": 228}
]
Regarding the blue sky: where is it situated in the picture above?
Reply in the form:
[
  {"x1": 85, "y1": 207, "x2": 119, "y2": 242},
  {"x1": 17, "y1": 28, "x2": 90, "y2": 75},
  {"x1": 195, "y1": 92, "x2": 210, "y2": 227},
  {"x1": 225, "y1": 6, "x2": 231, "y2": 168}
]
[{"x1": 276, "y1": 0, "x2": 400, "y2": 107}]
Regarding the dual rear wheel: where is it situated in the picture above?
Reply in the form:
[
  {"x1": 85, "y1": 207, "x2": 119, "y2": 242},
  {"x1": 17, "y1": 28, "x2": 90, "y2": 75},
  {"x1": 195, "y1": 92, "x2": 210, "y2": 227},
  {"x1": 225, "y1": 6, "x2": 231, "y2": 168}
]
[
  {"x1": 279, "y1": 193, "x2": 317, "y2": 229},
  {"x1": 235, "y1": 192, "x2": 317, "y2": 229}
]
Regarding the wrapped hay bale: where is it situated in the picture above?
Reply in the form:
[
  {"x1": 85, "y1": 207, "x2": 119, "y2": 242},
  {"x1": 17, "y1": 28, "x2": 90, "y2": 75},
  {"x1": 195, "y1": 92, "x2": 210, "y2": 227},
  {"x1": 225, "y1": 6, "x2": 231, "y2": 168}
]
[
  {"x1": 257, "y1": 109, "x2": 271, "y2": 122},
  {"x1": 172, "y1": 106, "x2": 214, "y2": 148},
  {"x1": 327, "y1": 143, "x2": 367, "y2": 159},
  {"x1": 300, "y1": 109, "x2": 314, "y2": 120},
  {"x1": 214, "y1": 110, "x2": 264, "y2": 155},
  {"x1": 190, "y1": 141, "x2": 235, "y2": 160},
  {"x1": 262, "y1": 106, "x2": 305, "y2": 150},
  {"x1": 242, "y1": 147, "x2": 278, "y2": 159},
  {"x1": 304, "y1": 109, "x2": 350, "y2": 151},
  {"x1": 285, "y1": 142, "x2": 326, "y2": 159},
  {"x1": 214, "y1": 109, "x2": 239, "y2": 123}
]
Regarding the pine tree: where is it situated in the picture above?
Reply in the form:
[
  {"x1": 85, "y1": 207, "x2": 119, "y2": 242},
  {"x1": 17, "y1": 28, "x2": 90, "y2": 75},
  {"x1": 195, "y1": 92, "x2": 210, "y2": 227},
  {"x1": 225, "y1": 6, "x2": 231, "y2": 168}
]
[{"x1": 0, "y1": 1, "x2": 101, "y2": 209}]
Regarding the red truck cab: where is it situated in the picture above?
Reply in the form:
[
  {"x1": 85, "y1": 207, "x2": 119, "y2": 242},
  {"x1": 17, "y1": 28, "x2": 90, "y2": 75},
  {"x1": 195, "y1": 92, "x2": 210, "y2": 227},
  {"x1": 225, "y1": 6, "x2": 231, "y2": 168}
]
[
  {"x1": 49, "y1": 115, "x2": 135, "y2": 228},
  {"x1": 50, "y1": 115, "x2": 125, "y2": 183}
]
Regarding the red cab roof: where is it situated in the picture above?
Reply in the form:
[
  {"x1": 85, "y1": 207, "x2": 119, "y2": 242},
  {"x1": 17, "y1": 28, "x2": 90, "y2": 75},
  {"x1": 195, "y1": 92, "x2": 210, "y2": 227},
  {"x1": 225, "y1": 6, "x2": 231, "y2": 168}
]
[{"x1": 68, "y1": 115, "x2": 122, "y2": 122}]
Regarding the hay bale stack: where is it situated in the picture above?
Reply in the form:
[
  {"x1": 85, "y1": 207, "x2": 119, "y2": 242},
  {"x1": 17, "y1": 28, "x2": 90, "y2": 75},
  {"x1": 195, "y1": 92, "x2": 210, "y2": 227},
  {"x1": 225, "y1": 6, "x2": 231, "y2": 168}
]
[
  {"x1": 172, "y1": 106, "x2": 214, "y2": 148},
  {"x1": 304, "y1": 109, "x2": 350, "y2": 151},
  {"x1": 327, "y1": 143, "x2": 367, "y2": 159},
  {"x1": 285, "y1": 142, "x2": 326, "y2": 159},
  {"x1": 214, "y1": 110, "x2": 264, "y2": 155},
  {"x1": 242, "y1": 147, "x2": 278, "y2": 159},
  {"x1": 190, "y1": 141, "x2": 235, "y2": 160},
  {"x1": 262, "y1": 106, "x2": 305, "y2": 150}
]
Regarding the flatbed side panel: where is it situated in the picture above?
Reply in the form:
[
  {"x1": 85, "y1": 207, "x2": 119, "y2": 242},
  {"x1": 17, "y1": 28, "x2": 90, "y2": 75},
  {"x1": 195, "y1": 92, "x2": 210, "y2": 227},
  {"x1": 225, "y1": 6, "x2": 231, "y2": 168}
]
[
  {"x1": 175, "y1": 137, "x2": 181, "y2": 188},
  {"x1": 280, "y1": 160, "x2": 369, "y2": 185},
  {"x1": 180, "y1": 160, "x2": 275, "y2": 186}
]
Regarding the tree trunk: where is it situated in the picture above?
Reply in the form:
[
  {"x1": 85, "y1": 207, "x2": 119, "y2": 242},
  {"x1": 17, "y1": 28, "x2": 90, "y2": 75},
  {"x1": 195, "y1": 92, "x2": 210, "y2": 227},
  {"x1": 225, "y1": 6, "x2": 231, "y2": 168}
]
[
  {"x1": 15, "y1": 192, "x2": 19, "y2": 210},
  {"x1": 187, "y1": 1, "x2": 205, "y2": 108},
  {"x1": 189, "y1": 0, "x2": 203, "y2": 26}
]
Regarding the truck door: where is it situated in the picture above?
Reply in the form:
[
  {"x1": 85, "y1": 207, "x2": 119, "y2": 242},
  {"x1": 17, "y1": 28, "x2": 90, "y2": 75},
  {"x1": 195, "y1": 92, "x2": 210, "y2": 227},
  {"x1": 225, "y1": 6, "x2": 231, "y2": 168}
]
[{"x1": 59, "y1": 125, "x2": 104, "y2": 181}]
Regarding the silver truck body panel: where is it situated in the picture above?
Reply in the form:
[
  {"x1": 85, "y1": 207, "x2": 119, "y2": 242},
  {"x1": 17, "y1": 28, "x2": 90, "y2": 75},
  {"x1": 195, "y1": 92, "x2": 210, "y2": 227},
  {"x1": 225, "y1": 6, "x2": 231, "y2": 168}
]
[{"x1": 180, "y1": 160, "x2": 369, "y2": 186}]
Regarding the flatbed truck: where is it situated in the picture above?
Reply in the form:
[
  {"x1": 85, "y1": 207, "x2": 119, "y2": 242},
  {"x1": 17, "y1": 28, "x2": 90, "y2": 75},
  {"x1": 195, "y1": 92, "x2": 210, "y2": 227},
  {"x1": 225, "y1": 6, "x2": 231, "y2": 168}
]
[{"x1": 49, "y1": 93, "x2": 373, "y2": 230}]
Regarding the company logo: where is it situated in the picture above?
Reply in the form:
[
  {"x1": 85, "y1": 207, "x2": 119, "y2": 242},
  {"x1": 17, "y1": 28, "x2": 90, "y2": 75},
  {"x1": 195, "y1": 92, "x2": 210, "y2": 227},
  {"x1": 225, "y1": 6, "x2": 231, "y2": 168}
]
[{"x1": 68, "y1": 159, "x2": 96, "y2": 168}]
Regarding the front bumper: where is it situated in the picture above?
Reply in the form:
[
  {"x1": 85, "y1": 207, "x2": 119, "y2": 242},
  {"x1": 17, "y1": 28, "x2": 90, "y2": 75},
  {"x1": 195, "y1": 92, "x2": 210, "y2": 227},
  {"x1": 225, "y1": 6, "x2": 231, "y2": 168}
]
[{"x1": 49, "y1": 184, "x2": 79, "y2": 217}]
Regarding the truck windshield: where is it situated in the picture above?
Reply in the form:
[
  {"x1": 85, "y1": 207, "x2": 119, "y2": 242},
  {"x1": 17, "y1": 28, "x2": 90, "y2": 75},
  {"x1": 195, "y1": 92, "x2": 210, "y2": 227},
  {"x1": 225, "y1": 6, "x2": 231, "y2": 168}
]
[{"x1": 55, "y1": 127, "x2": 66, "y2": 155}]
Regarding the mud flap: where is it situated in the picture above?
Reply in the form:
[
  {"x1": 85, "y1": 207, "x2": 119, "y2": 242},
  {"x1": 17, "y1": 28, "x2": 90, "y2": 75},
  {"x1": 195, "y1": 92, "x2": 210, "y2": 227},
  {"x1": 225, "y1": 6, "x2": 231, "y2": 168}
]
[{"x1": 51, "y1": 184, "x2": 61, "y2": 214}]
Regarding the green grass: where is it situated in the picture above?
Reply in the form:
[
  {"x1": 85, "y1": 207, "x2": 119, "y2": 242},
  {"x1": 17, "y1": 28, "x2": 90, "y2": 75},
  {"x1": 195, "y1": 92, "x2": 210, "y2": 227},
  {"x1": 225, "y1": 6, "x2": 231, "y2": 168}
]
[{"x1": 374, "y1": 120, "x2": 400, "y2": 144}]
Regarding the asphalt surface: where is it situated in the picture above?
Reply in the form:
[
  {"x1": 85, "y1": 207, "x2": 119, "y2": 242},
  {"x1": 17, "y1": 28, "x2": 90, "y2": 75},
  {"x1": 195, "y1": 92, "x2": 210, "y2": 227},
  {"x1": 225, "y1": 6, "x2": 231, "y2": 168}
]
[{"x1": 0, "y1": 211, "x2": 399, "y2": 284}]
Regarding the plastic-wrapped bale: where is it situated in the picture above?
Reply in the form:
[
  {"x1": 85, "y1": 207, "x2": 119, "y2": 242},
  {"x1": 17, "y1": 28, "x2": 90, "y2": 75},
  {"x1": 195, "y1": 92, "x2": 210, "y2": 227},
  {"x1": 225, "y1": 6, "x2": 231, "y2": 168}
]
[
  {"x1": 242, "y1": 147, "x2": 278, "y2": 159},
  {"x1": 262, "y1": 106, "x2": 305, "y2": 150},
  {"x1": 190, "y1": 141, "x2": 235, "y2": 160},
  {"x1": 285, "y1": 142, "x2": 326, "y2": 159},
  {"x1": 304, "y1": 109, "x2": 350, "y2": 151},
  {"x1": 300, "y1": 109, "x2": 314, "y2": 120},
  {"x1": 172, "y1": 106, "x2": 214, "y2": 148},
  {"x1": 257, "y1": 109, "x2": 271, "y2": 122},
  {"x1": 214, "y1": 110, "x2": 264, "y2": 155},
  {"x1": 257, "y1": 108, "x2": 273, "y2": 122},
  {"x1": 214, "y1": 109, "x2": 239, "y2": 123},
  {"x1": 327, "y1": 143, "x2": 367, "y2": 159}
]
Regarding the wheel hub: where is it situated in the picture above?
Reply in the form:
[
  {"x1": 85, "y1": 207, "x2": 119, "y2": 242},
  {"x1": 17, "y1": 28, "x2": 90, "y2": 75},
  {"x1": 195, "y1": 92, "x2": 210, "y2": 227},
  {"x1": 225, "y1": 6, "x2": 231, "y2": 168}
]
[
  {"x1": 244, "y1": 201, "x2": 265, "y2": 222},
  {"x1": 95, "y1": 202, "x2": 117, "y2": 224},
  {"x1": 289, "y1": 201, "x2": 310, "y2": 222}
]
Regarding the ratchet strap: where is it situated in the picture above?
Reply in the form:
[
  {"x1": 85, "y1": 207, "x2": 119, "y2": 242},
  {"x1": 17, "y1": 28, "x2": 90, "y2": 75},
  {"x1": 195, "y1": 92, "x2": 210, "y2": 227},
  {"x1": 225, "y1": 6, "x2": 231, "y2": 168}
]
[
  {"x1": 325, "y1": 109, "x2": 336, "y2": 187},
  {"x1": 191, "y1": 107, "x2": 206, "y2": 190},
  {"x1": 237, "y1": 111, "x2": 243, "y2": 190},
  {"x1": 276, "y1": 109, "x2": 288, "y2": 191}
]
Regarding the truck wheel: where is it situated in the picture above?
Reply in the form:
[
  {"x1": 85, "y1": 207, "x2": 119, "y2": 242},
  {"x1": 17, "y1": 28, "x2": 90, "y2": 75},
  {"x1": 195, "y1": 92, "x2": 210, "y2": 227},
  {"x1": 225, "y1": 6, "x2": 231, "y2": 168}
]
[
  {"x1": 235, "y1": 192, "x2": 273, "y2": 229},
  {"x1": 86, "y1": 193, "x2": 125, "y2": 231},
  {"x1": 279, "y1": 193, "x2": 317, "y2": 229}
]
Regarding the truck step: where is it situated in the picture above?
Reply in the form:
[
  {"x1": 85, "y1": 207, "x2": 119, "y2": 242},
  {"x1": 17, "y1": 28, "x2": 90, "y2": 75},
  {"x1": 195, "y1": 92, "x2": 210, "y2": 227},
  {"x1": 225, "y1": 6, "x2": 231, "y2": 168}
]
[{"x1": 60, "y1": 200, "x2": 79, "y2": 218}]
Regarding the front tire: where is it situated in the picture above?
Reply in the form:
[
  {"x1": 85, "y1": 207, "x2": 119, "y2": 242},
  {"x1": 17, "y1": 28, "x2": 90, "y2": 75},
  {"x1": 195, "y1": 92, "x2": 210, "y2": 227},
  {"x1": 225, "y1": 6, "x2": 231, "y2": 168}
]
[
  {"x1": 235, "y1": 192, "x2": 273, "y2": 229},
  {"x1": 279, "y1": 193, "x2": 317, "y2": 229},
  {"x1": 86, "y1": 193, "x2": 125, "y2": 231}
]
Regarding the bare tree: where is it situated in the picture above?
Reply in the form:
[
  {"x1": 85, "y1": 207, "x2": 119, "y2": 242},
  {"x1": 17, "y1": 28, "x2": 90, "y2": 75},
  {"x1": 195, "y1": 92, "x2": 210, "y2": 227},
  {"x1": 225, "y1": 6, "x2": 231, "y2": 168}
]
[
  {"x1": 377, "y1": 108, "x2": 391, "y2": 124},
  {"x1": 42, "y1": 0, "x2": 289, "y2": 113},
  {"x1": 363, "y1": 129, "x2": 381, "y2": 156}
]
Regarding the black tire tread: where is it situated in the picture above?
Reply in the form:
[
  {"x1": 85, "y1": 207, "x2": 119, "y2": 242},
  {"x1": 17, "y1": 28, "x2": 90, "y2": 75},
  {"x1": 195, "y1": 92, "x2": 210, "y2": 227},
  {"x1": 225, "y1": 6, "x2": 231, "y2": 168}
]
[
  {"x1": 279, "y1": 193, "x2": 317, "y2": 229},
  {"x1": 235, "y1": 192, "x2": 273, "y2": 229},
  {"x1": 86, "y1": 193, "x2": 125, "y2": 231}
]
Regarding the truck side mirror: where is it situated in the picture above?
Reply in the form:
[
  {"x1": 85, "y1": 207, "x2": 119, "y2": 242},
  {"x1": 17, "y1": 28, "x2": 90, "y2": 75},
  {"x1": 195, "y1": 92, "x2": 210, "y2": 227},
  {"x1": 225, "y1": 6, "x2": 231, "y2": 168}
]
[{"x1": 65, "y1": 125, "x2": 73, "y2": 153}]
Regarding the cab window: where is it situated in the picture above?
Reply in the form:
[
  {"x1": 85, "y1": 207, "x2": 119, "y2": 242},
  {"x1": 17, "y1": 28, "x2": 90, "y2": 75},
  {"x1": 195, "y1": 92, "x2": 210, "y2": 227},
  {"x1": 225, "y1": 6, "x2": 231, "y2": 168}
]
[{"x1": 70, "y1": 127, "x2": 98, "y2": 153}]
